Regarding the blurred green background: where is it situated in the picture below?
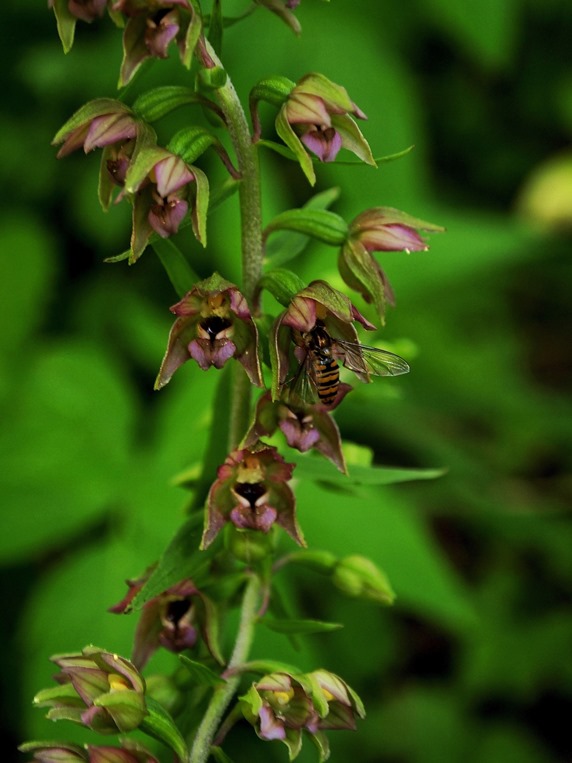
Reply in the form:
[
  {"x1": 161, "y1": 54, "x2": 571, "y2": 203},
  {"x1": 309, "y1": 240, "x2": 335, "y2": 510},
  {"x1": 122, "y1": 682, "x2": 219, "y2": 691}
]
[{"x1": 2, "y1": 0, "x2": 572, "y2": 761}]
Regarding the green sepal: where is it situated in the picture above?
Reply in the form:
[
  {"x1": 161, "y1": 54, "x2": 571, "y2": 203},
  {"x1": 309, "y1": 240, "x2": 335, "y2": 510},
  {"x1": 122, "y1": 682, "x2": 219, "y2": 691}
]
[
  {"x1": 295, "y1": 673, "x2": 329, "y2": 718},
  {"x1": 264, "y1": 208, "x2": 348, "y2": 247},
  {"x1": 258, "y1": 269, "x2": 306, "y2": 307},
  {"x1": 93, "y1": 690, "x2": 146, "y2": 732},
  {"x1": 98, "y1": 120, "x2": 156, "y2": 212},
  {"x1": 197, "y1": 66, "x2": 228, "y2": 91},
  {"x1": 181, "y1": 3, "x2": 203, "y2": 69},
  {"x1": 33, "y1": 683, "x2": 83, "y2": 708},
  {"x1": 208, "y1": 0, "x2": 224, "y2": 55},
  {"x1": 124, "y1": 145, "x2": 168, "y2": 194},
  {"x1": 52, "y1": 99, "x2": 131, "y2": 146},
  {"x1": 254, "y1": 0, "x2": 301, "y2": 34},
  {"x1": 192, "y1": 164, "x2": 210, "y2": 245},
  {"x1": 338, "y1": 239, "x2": 386, "y2": 322},
  {"x1": 151, "y1": 238, "x2": 200, "y2": 298},
  {"x1": 296, "y1": 280, "x2": 356, "y2": 323},
  {"x1": 179, "y1": 655, "x2": 224, "y2": 687},
  {"x1": 250, "y1": 76, "x2": 296, "y2": 108},
  {"x1": 263, "y1": 618, "x2": 343, "y2": 635},
  {"x1": 275, "y1": 107, "x2": 315, "y2": 185},
  {"x1": 132, "y1": 86, "x2": 205, "y2": 123},
  {"x1": 331, "y1": 113, "x2": 376, "y2": 167},
  {"x1": 51, "y1": 0, "x2": 76, "y2": 54},
  {"x1": 308, "y1": 730, "x2": 330, "y2": 763},
  {"x1": 18, "y1": 741, "x2": 85, "y2": 760},
  {"x1": 296, "y1": 72, "x2": 355, "y2": 112},
  {"x1": 167, "y1": 126, "x2": 221, "y2": 166},
  {"x1": 139, "y1": 696, "x2": 189, "y2": 762}
]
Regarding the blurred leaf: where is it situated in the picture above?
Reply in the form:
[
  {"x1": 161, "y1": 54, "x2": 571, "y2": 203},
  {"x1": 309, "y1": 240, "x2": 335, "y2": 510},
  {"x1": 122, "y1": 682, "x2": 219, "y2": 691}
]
[
  {"x1": 296, "y1": 480, "x2": 477, "y2": 631},
  {"x1": 152, "y1": 237, "x2": 200, "y2": 298},
  {"x1": 0, "y1": 341, "x2": 135, "y2": 563},
  {"x1": 421, "y1": 0, "x2": 521, "y2": 71},
  {"x1": 263, "y1": 618, "x2": 343, "y2": 635},
  {"x1": 293, "y1": 453, "x2": 445, "y2": 488}
]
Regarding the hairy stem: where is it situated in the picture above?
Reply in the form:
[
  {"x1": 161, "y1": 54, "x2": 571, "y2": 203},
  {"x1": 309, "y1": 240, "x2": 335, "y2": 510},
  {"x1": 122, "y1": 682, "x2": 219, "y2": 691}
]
[
  {"x1": 201, "y1": 40, "x2": 264, "y2": 447},
  {"x1": 188, "y1": 574, "x2": 261, "y2": 763}
]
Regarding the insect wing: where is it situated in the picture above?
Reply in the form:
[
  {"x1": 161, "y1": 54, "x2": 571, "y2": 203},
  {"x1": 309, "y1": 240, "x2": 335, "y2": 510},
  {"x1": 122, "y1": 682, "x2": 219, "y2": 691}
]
[
  {"x1": 337, "y1": 339, "x2": 410, "y2": 377},
  {"x1": 283, "y1": 352, "x2": 320, "y2": 406}
]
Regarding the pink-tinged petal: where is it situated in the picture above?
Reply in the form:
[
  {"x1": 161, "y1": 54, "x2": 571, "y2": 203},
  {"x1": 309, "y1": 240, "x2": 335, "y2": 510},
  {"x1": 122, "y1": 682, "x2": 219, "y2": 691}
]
[
  {"x1": 361, "y1": 223, "x2": 428, "y2": 252},
  {"x1": 153, "y1": 155, "x2": 194, "y2": 197},
  {"x1": 56, "y1": 124, "x2": 90, "y2": 158},
  {"x1": 285, "y1": 92, "x2": 331, "y2": 126},
  {"x1": 279, "y1": 410, "x2": 321, "y2": 451},
  {"x1": 228, "y1": 287, "x2": 252, "y2": 320},
  {"x1": 282, "y1": 296, "x2": 317, "y2": 332},
  {"x1": 188, "y1": 338, "x2": 236, "y2": 369},
  {"x1": 84, "y1": 113, "x2": 138, "y2": 153},
  {"x1": 350, "y1": 304, "x2": 377, "y2": 330},
  {"x1": 148, "y1": 196, "x2": 188, "y2": 237},
  {"x1": 230, "y1": 503, "x2": 278, "y2": 532},
  {"x1": 301, "y1": 127, "x2": 342, "y2": 163},
  {"x1": 258, "y1": 705, "x2": 286, "y2": 740}
]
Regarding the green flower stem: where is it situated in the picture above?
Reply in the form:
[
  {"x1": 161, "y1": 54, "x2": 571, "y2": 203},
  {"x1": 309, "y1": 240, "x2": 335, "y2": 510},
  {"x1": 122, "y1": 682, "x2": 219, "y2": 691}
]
[
  {"x1": 188, "y1": 573, "x2": 261, "y2": 763},
  {"x1": 202, "y1": 41, "x2": 264, "y2": 448}
]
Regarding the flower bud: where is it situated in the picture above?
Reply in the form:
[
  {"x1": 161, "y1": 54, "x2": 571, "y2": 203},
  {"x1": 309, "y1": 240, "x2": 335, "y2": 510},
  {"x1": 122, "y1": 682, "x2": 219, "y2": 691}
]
[{"x1": 332, "y1": 554, "x2": 395, "y2": 605}]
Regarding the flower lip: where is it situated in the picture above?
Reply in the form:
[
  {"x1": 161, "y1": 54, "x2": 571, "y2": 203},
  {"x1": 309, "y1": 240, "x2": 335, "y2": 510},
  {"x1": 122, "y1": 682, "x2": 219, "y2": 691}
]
[
  {"x1": 234, "y1": 481, "x2": 267, "y2": 507},
  {"x1": 200, "y1": 315, "x2": 233, "y2": 342}
]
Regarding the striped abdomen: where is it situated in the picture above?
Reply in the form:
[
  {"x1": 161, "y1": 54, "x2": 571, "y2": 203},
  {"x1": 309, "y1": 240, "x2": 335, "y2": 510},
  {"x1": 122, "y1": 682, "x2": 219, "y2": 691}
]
[{"x1": 310, "y1": 349, "x2": 339, "y2": 406}]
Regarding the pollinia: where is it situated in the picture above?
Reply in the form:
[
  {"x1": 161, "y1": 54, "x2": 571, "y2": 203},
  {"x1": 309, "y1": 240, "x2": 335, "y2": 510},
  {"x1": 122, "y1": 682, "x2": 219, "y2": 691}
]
[{"x1": 21, "y1": 3, "x2": 443, "y2": 763}]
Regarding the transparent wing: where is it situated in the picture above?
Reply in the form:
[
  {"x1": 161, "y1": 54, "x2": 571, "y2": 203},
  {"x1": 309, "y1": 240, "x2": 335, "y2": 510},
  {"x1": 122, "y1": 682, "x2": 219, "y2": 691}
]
[
  {"x1": 336, "y1": 339, "x2": 410, "y2": 377},
  {"x1": 282, "y1": 353, "x2": 319, "y2": 406}
]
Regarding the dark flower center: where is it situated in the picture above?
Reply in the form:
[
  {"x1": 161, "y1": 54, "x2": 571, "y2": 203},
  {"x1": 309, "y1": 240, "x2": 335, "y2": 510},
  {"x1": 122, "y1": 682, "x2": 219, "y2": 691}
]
[
  {"x1": 200, "y1": 316, "x2": 232, "y2": 344},
  {"x1": 166, "y1": 598, "x2": 191, "y2": 625},
  {"x1": 235, "y1": 481, "x2": 266, "y2": 508}
]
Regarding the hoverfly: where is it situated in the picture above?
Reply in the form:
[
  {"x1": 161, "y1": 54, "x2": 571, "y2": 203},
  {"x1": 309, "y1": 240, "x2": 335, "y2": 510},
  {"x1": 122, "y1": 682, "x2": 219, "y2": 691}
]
[{"x1": 285, "y1": 319, "x2": 410, "y2": 408}]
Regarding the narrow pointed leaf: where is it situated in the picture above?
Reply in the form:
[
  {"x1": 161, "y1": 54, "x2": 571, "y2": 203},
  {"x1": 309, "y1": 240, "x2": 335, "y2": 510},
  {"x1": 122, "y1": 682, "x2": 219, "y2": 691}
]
[
  {"x1": 210, "y1": 747, "x2": 236, "y2": 763},
  {"x1": 151, "y1": 238, "x2": 199, "y2": 298},
  {"x1": 275, "y1": 108, "x2": 316, "y2": 185},
  {"x1": 263, "y1": 618, "x2": 343, "y2": 635},
  {"x1": 51, "y1": 0, "x2": 77, "y2": 53},
  {"x1": 139, "y1": 697, "x2": 189, "y2": 762},
  {"x1": 208, "y1": 0, "x2": 223, "y2": 55},
  {"x1": 293, "y1": 454, "x2": 446, "y2": 487},
  {"x1": 178, "y1": 655, "x2": 224, "y2": 687}
]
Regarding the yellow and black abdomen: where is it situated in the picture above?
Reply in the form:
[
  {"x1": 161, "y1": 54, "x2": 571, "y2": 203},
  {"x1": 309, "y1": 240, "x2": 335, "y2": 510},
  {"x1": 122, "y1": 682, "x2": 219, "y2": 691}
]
[{"x1": 312, "y1": 351, "x2": 339, "y2": 407}]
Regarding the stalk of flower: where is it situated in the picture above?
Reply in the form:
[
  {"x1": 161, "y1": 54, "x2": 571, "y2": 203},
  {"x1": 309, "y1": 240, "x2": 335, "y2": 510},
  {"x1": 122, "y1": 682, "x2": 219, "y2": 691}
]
[{"x1": 155, "y1": 273, "x2": 263, "y2": 388}]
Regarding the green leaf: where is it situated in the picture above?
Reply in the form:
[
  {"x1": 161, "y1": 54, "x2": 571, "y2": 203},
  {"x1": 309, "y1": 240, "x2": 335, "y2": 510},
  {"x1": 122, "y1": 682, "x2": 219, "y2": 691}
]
[
  {"x1": 140, "y1": 697, "x2": 189, "y2": 761},
  {"x1": 293, "y1": 453, "x2": 446, "y2": 488},
  {"x1": 151, "y1": 237, "x2": 199, "y2": 298},
  {"x1": 263, "y1": 208, "x2": 349, "y2": 247},
  {"x1": 132, "y1": 86, "x2": 204, "y2": 122},
  {"x1": 263, "y1": 618, "x2": 343, "y2": 635},
  {"x1": 257, "y1": 139, "x2": 298, "y2": 161},
  {"x1": 265, "y1": 187, "x2": 341, "y2": 267},
  {"x1": 258, "y1": 269, "x2": 306, "y2": 307},
  {"x1": 128, "y1": 514, "x2": 211, "y2": 611},
  {"x1": 178, "y1": 655, "x2": 224, "y2": 687}
]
